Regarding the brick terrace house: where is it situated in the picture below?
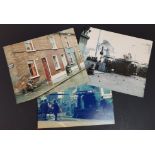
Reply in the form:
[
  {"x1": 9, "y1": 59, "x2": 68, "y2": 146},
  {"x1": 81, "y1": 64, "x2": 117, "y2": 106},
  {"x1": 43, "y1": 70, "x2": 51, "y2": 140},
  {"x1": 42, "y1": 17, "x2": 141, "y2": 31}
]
[
  {"x1": 4, "y1": 28, "x2": 85, "y2": 95},
  {"x1": 59, "y1": 29, "x2": 85, "y2": 70}
]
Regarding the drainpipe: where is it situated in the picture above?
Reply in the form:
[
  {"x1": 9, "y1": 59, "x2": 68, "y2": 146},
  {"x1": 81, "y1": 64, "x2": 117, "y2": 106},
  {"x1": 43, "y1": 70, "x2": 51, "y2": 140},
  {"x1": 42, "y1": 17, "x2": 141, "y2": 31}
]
[
  {"x1": 74, "y1": 47, "x2": 82, "y2": 70},
  {"x1": 95, "y1": 29, "x2": 101, "y2": 57}
]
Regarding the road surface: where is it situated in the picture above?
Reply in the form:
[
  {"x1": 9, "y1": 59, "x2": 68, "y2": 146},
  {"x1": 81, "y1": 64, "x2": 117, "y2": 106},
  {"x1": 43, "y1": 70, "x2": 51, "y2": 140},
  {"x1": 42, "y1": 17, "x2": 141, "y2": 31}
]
[
  {"x1": 38, "y1": 117, "x2": 114, "y2": 128},
  {"x1": 87, "y1": 71, "x2": 146, "y2": 97}
]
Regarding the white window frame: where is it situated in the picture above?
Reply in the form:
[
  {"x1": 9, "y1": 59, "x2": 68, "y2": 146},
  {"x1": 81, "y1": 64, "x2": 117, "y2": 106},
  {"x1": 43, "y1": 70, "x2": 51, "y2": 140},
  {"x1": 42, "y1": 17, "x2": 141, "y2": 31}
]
[
  {"x1": 67, "y1": 53, "x2": 76, "y2": 65},
  {"x1": 64, "y1": 36, "x2": 71, "y2": 48},
  {"x1": 61, "y1": 54, "x2": 67, "y2": 67},
  {"x1": 52, "y1": 55, "x2": 61, "y2": 70},
  {"x1": 24, "y1": 40, "x2": 36, "y2": 52},
  {"x1": 68, "y1": 53, "x2": 74, "y2": 64},
  {"x1": 27, "y1": 60, "x2": 40, "y2": 79},
  {"x1": 49, "y1": 36, "x2": 58, "y2": 49}
]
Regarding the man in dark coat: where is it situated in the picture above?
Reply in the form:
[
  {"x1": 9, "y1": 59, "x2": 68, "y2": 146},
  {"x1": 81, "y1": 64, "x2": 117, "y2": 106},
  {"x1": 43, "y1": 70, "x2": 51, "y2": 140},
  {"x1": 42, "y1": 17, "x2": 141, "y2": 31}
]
[
  {"x1": 53, "y1": 100, "x2": 60, "y2": 121},
  {"x1": 40, "y1": 100, "x2": 49, "y2": 120},
  {"x1": 100, "y1": 97, "x2": 107, "y2": 110}
]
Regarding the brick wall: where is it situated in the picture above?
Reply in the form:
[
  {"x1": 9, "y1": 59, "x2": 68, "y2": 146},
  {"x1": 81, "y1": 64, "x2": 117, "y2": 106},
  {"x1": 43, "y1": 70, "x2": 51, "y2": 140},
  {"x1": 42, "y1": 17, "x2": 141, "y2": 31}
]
[{"x1": 3, "y1": 28, "x2": 84, "y2": 95}]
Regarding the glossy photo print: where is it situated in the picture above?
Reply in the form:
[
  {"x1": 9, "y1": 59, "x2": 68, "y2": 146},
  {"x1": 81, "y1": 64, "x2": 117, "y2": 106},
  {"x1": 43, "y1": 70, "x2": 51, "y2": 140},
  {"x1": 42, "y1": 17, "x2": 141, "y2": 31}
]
[
  {"x1": 3, "y1": 28, "x2": 89, "y2": 104},
  {"x1": 79, "y1": 27, "x2": 153, "y2": 97},
  {"x1": 37, "y1": 85, "x2": 114, "y2": 129}
]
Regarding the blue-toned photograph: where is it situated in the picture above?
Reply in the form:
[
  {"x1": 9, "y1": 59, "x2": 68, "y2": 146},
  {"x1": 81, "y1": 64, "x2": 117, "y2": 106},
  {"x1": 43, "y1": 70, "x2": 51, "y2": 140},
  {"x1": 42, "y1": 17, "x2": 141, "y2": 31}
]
[{"x1": 37, "y1": 85, "x2": 115, "y2": 128}]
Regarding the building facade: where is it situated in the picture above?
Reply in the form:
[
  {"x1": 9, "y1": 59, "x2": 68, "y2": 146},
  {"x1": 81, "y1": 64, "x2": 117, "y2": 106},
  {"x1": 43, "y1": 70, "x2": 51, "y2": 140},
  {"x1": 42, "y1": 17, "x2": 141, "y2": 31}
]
[
  {"x1": 59, "y1": 29, "x2": 85, "y2": 70},
  {"x1": 79, "y1": 28, "x2": 90, "y2": 60},
  {"x1": 4, "y1": 28, "x2": 85, "y2": 95}
]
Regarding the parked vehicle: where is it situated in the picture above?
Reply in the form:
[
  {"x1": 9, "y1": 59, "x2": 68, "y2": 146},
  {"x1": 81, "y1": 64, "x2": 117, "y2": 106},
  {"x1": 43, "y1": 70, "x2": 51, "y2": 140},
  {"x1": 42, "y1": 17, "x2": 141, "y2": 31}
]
[
  {"x1": 137, "y1": 64, "x2": 148, "y2": 78},
  {"x1": 112, "y1": 58, "x2": 135, "y2": 76},
  {"x1": 86, "y1": 56, "x2": 97, "y2": 62},
  {"x1": 104, "y1": 56, "x2": 115, "y2": 73},
  {"x1": 87, "y1": 64, "x2": 95, "y2": 75}
]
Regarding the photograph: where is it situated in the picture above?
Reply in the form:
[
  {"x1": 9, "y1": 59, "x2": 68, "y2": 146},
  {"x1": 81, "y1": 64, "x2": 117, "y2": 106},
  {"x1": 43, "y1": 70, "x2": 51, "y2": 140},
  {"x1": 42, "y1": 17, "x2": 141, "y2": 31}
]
[
  {"x1": 37, "y1": 85, "x2": 115, "y2": 129},
  {"x1": 79, "y1": 27, "x2": 153, "y2": 97},
  {"x1": 3, "y1": 28, "x2": 89, "y2": 104}
]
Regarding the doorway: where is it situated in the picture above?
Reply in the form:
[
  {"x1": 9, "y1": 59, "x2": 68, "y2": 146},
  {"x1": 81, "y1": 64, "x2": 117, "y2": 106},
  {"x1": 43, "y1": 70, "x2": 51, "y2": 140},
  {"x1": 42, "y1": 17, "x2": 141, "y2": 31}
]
[
  {"x1": 61, "y1": 54, "x2": 67, "y2": 67},
  {"x1": 41, "y1": 58, "x2": 52, "y2": 82}
]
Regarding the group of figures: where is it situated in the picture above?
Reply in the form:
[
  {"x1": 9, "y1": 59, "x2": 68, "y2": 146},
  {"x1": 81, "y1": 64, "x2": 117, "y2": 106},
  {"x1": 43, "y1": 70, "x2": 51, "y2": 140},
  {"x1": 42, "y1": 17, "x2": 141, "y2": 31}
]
[
  {"x1": 38, "y1": 88, "x2": 114, "y2": 121},
  {"x1": 38, "y1": 99, "x2": 60, "y2": 121}
]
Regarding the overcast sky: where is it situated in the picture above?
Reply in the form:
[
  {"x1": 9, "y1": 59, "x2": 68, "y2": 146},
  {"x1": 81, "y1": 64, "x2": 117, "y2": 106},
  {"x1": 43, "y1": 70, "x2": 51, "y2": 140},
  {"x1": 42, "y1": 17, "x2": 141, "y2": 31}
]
[{"x1": 86, "y1": 27, "x2": 153, "y2": 64}]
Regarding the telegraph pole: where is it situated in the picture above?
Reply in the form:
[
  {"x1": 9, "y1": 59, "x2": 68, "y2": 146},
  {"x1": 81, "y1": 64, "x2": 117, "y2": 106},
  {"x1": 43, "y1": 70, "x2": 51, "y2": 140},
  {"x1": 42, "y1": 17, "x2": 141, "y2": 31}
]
[{"x1": 95, "y1": 29, "x2": 101, "y2": 57}]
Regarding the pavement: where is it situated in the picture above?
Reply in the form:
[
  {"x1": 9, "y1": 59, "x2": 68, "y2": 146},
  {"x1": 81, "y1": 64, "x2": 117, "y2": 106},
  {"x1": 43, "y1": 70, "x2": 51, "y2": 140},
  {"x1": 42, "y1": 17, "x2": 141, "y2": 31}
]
[
  {"x1": 38, "y1": 117, "x2": 115, "y2": 128},
  {"x1": 87, "y1": 70, "x2": 146, "y2": 97},
  {"x1": 16, "y1": 69, "x2": 89, "y2": 104}
]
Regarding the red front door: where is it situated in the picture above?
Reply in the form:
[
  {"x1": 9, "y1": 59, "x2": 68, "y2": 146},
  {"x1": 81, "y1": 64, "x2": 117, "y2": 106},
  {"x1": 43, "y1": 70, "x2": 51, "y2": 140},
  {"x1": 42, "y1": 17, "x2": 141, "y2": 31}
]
[{"x1": 42, "y1": 58, "x2": 51, "y2": 81}]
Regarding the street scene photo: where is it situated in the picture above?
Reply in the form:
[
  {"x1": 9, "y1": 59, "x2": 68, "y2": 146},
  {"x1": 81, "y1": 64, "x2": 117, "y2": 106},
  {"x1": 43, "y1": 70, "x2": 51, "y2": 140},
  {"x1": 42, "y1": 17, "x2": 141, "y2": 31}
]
[
  {"x1": 3, "y1": 28, "x2": 88, "y2": 104},
  {"x1": 38, "y1": 85, "x2": 114, "y2": 128},
  {"x1": 79, "y1": 27, "x2": 153, "y2": 97}
]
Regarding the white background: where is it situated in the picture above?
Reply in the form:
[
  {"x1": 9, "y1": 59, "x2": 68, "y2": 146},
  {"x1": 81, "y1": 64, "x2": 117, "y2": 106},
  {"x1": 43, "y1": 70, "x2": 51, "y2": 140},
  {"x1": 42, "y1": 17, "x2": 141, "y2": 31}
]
[
  {"x1": 1, "y1": 131, "x2": 155, "y2": 155},
  {"x1": 0, "y1": 0, "x2": 154, "y2": 24},
  {"x1": 0, "y1": 0, "x2": 155, "y2": 154}
]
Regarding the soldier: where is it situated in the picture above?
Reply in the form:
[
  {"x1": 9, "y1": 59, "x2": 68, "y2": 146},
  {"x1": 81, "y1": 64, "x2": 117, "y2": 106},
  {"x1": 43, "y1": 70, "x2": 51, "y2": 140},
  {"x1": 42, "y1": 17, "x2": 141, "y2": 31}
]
[
  {"x1": 40, "y1": 100, "x2": 49, "y2": 120},
  {"x1": 52, "y1": 100, "x2": 60, "y2": 121}
]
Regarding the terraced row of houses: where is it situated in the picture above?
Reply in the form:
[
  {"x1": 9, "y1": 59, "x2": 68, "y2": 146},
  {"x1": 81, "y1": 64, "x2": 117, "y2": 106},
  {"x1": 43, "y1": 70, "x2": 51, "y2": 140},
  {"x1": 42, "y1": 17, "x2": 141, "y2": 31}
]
[{"x1": 4, "y1": 28, "x2": 85, "y2": 95}]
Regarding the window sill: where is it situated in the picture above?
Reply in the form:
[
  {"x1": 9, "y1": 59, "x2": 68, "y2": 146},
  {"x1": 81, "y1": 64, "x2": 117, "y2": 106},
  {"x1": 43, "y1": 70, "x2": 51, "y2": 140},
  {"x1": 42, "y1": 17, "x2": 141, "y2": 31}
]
[
  {"x1": 30, "y1": 75, "x2": 40, "y2": 79},
  {"x1": 26, "y1": 49, "x2": 37, "y2": 52},
  {"x1": 51, "y1": 48, "x2": 58, "y2": 50},
  {"x1": 55, "y1": 67, "x2": 61, "y2": 71},
  {"x1": 70, "y1": 63, "x2": 76, "y2": 66}
]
